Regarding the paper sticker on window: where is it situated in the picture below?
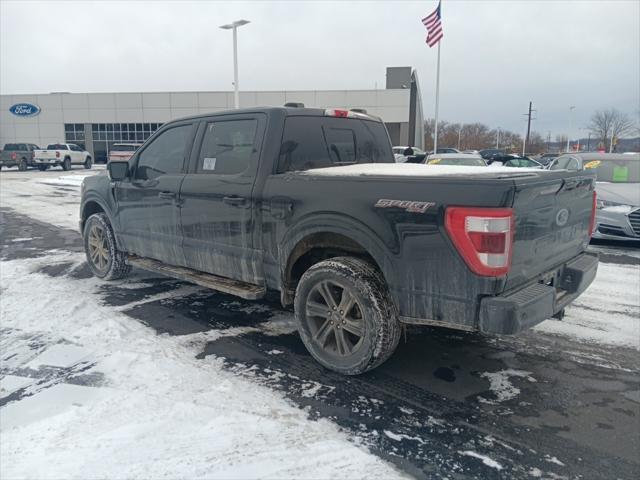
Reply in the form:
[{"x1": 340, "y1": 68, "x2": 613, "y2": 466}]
[
  {"x1": 612, "y1": 166, "x2": 629, "y2": 182},
  {"x1": 584, "y1": 160, "x2": 601, "y2": 169},
  {"x1": 428, "y1": 158, "x2": 441, "y2": 164},
  {"x1": 203, "y1": 157, "x2": 217, "y2": 170}
]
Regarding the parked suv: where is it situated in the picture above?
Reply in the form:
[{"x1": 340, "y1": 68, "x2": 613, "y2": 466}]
[
  {"x1": 80, "y1": 107, "x2": 598, "y2": 375},
  {"x1": 0, "y1": 143, "x2": 40, "y2": 171}
]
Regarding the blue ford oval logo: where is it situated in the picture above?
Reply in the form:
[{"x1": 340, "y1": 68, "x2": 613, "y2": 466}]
[{"x1": 9, "y1": 103, "x2": 41, "y2": 117}]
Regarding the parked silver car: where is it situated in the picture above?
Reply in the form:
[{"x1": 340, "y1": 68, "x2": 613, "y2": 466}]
[{"x1": 550, "y1": 153, "x2": 640, "y2": 241}]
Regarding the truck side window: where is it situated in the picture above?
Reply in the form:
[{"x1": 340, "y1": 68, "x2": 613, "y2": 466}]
[
  {"x1": 197, "y1": 119, "x2": 257, "y2": 175},
  {"x1": 134, "y1": 124, "x2": 191, "y2": 181}
]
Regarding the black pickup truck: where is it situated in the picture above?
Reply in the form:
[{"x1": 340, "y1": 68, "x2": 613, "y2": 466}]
[{"x1": 80, "y1": 107, "x2": 598, "y2": 374}]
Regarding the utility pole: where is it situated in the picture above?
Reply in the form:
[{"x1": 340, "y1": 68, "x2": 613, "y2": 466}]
[
  {"x1": 457, "y1": 124, "x2": 462, "y2": 150},
  {"x1": 525, "y1": 101, "x2": 533, "y2": 154},
  {"x1": 522, "y1": 101, "x2": 536, "y2": 155},
  {"x1": 496, "y1": 127, "x2": 500, "y2": 149}
]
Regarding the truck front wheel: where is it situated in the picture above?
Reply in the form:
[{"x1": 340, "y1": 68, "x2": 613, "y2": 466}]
[
  {"x1": 83, "y1": 213, "x2": 131, "y2": 280},
  {"x1": 294, "y1": 256, "x2": 401, "y2": 375},
  {"x1": 62, "y1": 157, "x2": 71, "y2": 171}
]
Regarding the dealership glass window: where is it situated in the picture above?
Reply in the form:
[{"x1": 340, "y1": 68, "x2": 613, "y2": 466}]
[{"x1": 64, "y1": 123, "x2": 85, "y2": 143}]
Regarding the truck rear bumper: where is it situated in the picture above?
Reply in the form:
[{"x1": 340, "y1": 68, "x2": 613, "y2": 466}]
[{"x1": 478, "y1": 253, "x2": 598, "y2": 335}]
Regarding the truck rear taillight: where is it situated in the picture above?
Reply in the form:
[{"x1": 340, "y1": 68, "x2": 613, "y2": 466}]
[
  {"x1": 445, "y1": 207, "x2": 514, "y2": 277},
  {"x1": 56, "y1": 151, "x2": 60, "y2": 158},
  {"x1": 589, "y1": 191, "x2": 597, "y2": 238},
  {"x1": 324, "y1": 108, "x2": 372, "y2": 120},
  {"x1": 11, "y1": 152, "x2": 16, "y2": 160}
]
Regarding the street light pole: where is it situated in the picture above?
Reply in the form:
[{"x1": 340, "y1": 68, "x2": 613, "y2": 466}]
[
  {"x1": 219, "y1": 19, "x2": 250, "y2": 109},
  {"x1": 457, "y1": 124, "x2": 462, "y2": 150},
  {"x1": 496, "y1": 127, "x2": 500, "y2": 149}
]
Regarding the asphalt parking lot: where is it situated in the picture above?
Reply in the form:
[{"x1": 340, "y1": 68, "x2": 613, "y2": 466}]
[{"x1": 1, "y1": 168, "x2": 639, "y2": 479}]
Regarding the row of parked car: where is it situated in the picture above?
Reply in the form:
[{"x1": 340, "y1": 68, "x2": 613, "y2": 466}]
[
  {"x1": 0, "y1": 143, "x2": 141, "y2": 171},
  {"x1": 393, "y1": 145, "x2": 640, "y2": 242}
]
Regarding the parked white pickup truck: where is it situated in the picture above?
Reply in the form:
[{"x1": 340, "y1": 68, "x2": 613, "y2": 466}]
[{"x1": 33, "y1": 143, "x2": 92, "y2": 171}]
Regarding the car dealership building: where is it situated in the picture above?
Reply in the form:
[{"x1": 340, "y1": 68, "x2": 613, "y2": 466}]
[{"x1": 1, "y1": 67, "x2": 424, "y2": 163}]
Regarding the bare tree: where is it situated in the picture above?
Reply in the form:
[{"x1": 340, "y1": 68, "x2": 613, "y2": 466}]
[{"x1": 588, "y1": 108, "x2": 635, "y2": 152}]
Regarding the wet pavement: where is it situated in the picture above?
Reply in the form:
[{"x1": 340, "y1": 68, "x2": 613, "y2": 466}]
[{"x1": 1, "y1": 207, "x2": 639, "y2": 479}]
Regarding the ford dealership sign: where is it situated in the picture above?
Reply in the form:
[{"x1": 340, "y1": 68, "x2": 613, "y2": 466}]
[{"x1": 9, "y1": 103, "x2": 41, "y2": 117}]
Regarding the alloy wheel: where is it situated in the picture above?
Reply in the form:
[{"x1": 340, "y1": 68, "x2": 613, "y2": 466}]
[
  {"x1": 305, "y1": 280, "x2": 365, "y2": 356},
  {"x1": 87, "y1": 224, "x2": 109, "y2": 273}
]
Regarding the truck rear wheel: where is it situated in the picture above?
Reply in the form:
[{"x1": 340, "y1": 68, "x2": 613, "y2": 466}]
[
  {"x1": 18, "y1": 158, "x2": 27, "y2": 171},
  {"x1": 84, "y1": 156, "x2": 93, "y2": 169},
  {"x1": 83, "y1": 213, "x2": 131, "y2": 280},
  {"x1": 294, "y1": 256, "x2": 400, "y2": 375}
]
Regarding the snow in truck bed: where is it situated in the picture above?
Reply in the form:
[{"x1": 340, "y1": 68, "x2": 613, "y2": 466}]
[{"x1": 300, "y1": 163, "x2": 542, "y2": 177}]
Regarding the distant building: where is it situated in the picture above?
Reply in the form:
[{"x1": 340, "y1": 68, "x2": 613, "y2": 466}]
[{"x1": 1, "y1": 67, "x2": 424, "y2": 162}]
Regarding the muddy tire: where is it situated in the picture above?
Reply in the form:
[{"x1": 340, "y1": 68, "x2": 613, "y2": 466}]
[
  {"x1": 294, "y1": 256, "x2": 400, "y2": 375},
  {"x1": 83, "y1": 213, "x2": 131, "y2": 280},
  {"x1": 84, "y1": 156, "x2": 93, "y2": 169},
  {"x1": 62, "y1": 157, "x2": 71, "y2": 171},
  {"x1": 18, "y1": 158, "x2": 27, "y2": 171}
]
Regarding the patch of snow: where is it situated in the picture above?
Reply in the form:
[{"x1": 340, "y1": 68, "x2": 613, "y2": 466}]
[
  {"x1": 384, "y1": 430, "x2": 425, "y2": 445},
  {"x1": 0, "y1": 253, "x2": 404, "y2": 479},
  {"x1": 0, "y1": 376, "x2": 34, "y2": 397},
  {"x1": 266, "y1": 349, "x2": 283, "y2": 355},
  {"x1": 38, "y1": 175, "x2": 91, "y2": 187},
  {"x1": 398, "y1": 406, "x2": 414, "y2": 415},
  {"x1": 458, "y1": 450, "x2": 503, "y2": 470},
  {"x1": 1, "y1": 383, "x2": 102, "y2": 430},
  {"x1": 544, "y1": 455, "x2": 565, "y2": 466},
  {"x1": 529, "y1": 467, "x2": 543, "y2": 477},
  {"x1": 479, "y1": 369, "x2": 535, "y2": 404},
  {"x1": 25, "y1": 344, "x2": 93, "y2": 369},
  {"x1": 10, "y1": 237, "x2": 37, "y2": 242},
  {"x1": 300, "y1": 162, "x2": 541, "y2": 178},
  {"x1": 535, "y1": 262, "x2": 640, "y2": 350}
]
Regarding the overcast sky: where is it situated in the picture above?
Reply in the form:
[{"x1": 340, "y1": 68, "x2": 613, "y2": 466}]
[{"x1": 1, "y1": 0, "x2": 638, "y2": 136}]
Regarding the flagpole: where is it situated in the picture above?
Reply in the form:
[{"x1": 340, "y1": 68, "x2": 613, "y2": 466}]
[{"x1": 433, "y1": 41, "x2": 441, "y2": 154}]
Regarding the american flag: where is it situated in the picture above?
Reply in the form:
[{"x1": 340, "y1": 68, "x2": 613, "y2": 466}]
[{"x1": 422, "y1": 1, "x2": 443, "y2": 47}]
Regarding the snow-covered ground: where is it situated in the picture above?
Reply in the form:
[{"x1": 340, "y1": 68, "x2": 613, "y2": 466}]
[{"x1": 1, "y1": 253, "x2": 404, "y2": 479}]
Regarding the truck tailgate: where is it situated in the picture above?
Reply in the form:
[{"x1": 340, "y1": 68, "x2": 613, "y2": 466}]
[{"x1": 505, "y1": 172, "x2": 595, "y2": 291}]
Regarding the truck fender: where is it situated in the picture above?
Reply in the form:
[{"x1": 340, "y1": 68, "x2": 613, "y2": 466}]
[{"x1": 279, "y1": 213, "x2": 400, "y2": 306}]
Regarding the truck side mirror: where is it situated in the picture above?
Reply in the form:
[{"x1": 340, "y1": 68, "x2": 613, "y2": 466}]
[{"x1": 108, "y1": 161, "x2": 130, "y2": 181}]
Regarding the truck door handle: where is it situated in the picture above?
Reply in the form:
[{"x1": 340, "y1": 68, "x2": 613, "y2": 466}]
[
  {"x1": 158, "y1": 191, "x2": 176, "y2": 199},
  {"x1": 223, "y1": 195, "x2": 247, "y2": 206}
]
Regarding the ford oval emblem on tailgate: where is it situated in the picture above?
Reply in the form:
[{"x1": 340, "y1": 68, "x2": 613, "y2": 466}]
[
  {"x1": 9, "y1": 103, "x2": 41, "y2": 117},
  {"x1": 556, "y1": 208, "x2": 569, "y2": 227}
]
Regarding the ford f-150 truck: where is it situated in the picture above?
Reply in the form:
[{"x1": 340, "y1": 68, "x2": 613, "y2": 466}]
[
  {"x1": 34, "y1": 143, "x2": 92, "y2": 171},
  {"x1": 80, "y1": 107, "x2": 598, "y2": 374},
  {"x1": 0, "y1": 143, "x2": 40, "y2": 171}
]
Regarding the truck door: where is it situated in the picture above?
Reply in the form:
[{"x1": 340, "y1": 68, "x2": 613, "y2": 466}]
[
  {"x1": 114, "y1": 122, "x2": 196, "y2": 265},
  {"x1": 180, "y1": 114, "x2": 266, "y2": 285}
]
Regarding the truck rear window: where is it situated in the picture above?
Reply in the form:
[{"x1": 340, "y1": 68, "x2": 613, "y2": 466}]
[
  {"x1": 47, "y1": 144, "x2": 67, "y2": 150},
  {"x1": 278, "y1": 117, "x2": 393, "y2": 172}
]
